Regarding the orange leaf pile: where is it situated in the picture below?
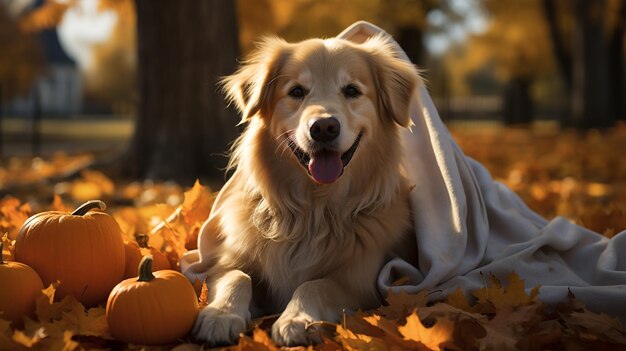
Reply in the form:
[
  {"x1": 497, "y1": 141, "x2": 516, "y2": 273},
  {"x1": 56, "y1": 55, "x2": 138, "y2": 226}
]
[{"x1": 2, "y1": 125, "x2": 626, "y2": 349}]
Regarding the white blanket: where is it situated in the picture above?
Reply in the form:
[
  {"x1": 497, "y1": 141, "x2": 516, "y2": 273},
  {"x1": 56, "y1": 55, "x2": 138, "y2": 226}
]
[{"x1": 337, "y1": 22, "x2": 626, "y2": 322}]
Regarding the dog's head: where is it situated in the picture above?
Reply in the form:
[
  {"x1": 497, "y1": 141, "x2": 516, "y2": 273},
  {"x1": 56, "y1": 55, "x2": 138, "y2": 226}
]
[{"x1": 223, "y1": 34, "x2": 420, "y2": 184}]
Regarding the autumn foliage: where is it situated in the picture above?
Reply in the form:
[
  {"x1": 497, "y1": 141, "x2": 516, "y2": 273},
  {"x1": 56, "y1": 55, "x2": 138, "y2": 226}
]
[{"x1": 1, "y1": 125, "x2": 626, "y2": 350}]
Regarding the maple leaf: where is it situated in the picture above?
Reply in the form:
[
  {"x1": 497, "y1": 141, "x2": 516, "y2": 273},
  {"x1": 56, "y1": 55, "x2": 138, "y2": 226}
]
[
  {"x1": 1, "y1": 233, "x2": 14, "y2": 261},
  {"x1": 0, "y1": 196, "x2": 31, "y2": 240},
  {"x1": 61, "y1": 305, "x2": 111, "y2": 338},
  {"x1": 50, "y1": 194, "x2": 70, "y2": 212},
  {"x1": 69, "y1": 170, "x2": 115, "y2": 202},
  {"x1": 317, "y1": 337, "x2": 344, "y2": 351},
  {"x1": 0, "y1": 319, "x2": 17, "y2": 351},
  {"x1": 335, "y1": 324, "x2": 388, "y2": 351},
  {"x1": 35, "y1": 282, "x2": 79, "y2": 322},
  {"x1": 398, "y1": 311, "x2": 458, "y2": 351},
  {"x1": 445, "y1": 288, "x2": 474, "y2": 313},
  {"x1": 198, "y1": 280, "x2": 209, "y2": 307},
  {"x1": 45, "y1": 330, "x2": 78, "y2": 351},
  {"x1": 473, "y1": 272, "x2": 539, "y2": 309},
  {"x1": 181, "y1": 179, "x2": 215, "y2": 227},
  {"x1": 377, "y1": 290, "x2": 429, "y2": 321},
  {"x1": 476, "y1": 303, "x2": 544, "y2": 350},
  {"x1": 562, "y1": 308, "x2": 626, "y2": 344},
  {"x1": 361, "y1": 313, "x2": 429, "y2": 350},
  {"x1": 252, "y1": 328, "x2": 280, "y2": 351},
  {"x1": 12, "y1": 327, "x2": 45, "y2": 347}
]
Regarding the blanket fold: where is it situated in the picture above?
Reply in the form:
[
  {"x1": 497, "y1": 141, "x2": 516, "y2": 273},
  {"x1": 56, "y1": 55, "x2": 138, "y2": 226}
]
[{"x1": 337, "y1": 21, "x2": 626, "y2": 322}]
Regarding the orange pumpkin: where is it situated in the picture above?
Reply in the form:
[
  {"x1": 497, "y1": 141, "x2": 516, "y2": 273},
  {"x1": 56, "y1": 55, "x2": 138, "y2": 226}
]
[
  {"x1": 106, "y1": 255, "x2": 198, "y2": 345},
  {"x1": 123, "y1": 241, "x2": 171, "y2": 278},
  {"x1": 0, "y1": 243, "x2": 44, "y2": 327},
  {"x1": 14, "y1": 200, "x2": 125, "y2": 307}
]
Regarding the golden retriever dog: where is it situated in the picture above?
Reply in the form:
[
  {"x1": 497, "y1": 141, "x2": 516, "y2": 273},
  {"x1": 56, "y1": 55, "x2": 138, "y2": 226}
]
[{"x1": 192, "y1": 33, "x2": 420, "y2": 346}]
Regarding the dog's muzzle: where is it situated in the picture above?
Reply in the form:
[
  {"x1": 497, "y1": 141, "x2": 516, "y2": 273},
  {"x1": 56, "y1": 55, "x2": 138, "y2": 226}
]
[{"x1": 288, "y1": 132, "x2": 363, "y2": 184}]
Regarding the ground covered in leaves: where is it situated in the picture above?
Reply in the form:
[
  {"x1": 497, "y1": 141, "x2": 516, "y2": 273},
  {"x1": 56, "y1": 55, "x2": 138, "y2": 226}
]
[{"x1": 2, "y1": 123, "x2": 626, "y2": 350}]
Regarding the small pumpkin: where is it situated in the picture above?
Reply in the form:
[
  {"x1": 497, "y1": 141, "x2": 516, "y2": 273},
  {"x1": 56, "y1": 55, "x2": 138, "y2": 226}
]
[
  {"x1": 14, "y1": 200, "x2": 125, "y2": 307},
  {"x1": 123, "y1": 241, "x2": 170, "y2": 278},
  {"x1": 0, "y1": 243, "x2": 44, "y2": 327},
  {"x1": 106, "y1": 255, "x2": 198, "y2": 345}
]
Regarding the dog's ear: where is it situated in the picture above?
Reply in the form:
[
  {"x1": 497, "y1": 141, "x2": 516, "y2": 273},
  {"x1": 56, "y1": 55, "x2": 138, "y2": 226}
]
[
  {"x1": 222, "y1": 37, "x2": 290, "y2": 123},
  {"x1": 360, "y1": 34, "x2": 421, "y2": 128}
]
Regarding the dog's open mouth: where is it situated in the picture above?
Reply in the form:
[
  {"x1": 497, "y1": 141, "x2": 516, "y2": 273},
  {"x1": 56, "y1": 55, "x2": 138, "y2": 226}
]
[{"x1": 288, "y1": 132, "x2": 362, "y2": 184}]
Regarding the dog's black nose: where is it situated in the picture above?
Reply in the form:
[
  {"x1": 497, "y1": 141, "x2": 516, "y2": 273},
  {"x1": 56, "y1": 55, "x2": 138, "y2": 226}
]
[{"x1": 310, "y1": 117, "x2": 340, "y2": 142}]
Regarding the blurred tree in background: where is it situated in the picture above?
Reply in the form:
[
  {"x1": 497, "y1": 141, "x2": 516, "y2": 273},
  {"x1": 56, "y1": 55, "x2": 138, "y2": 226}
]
[
  {"x1": 0, "y1": 4, "x2": 43, "y2": 101},
  {"x1": 543, "y1": 0, "x2": 626, "y2": 128},
  {"x1": 1, "y1": 0, "x2": 625, "y2": 183},
  {"x1": 447, "y1": 0, "x2": 555, "y2": 125},
  {"x1": 123, "y1": 0, "x2": 240, "y2": 183},
  {"x1": 238, "y1": 0, "x2": 450, "y2": 66}
]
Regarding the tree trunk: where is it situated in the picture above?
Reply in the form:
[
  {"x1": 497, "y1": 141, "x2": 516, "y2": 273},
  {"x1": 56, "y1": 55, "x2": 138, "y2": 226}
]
[
  {"x1": 127, "y1": 0, "x2": 240, "y2": 184},
  {"x1": 542, "y1": 0, "x2": 573, "y2": 90},
  {"x1": 502, "y1": 76, "x2": 533, "y2": 125},
  {"x1": 542, "y1": 0, "x2": 572, "y2": 126},
  {"x1": 571, "y1": 0, "x2": 612, "y2": 129},
  {"x1": 609, "y1": 0, "x2": 626, "y2": 121},
  {"x1": 396, "y1": 25, "x2": 426, "y2": 67}
]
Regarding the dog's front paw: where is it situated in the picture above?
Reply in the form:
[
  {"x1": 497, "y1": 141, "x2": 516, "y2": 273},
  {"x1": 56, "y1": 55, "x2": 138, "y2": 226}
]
[
  {"x1": 193, "y1": 306, "x2": 249, "y2": 345},
  {"x1": 271, "y1": 313, "x2": 322, "y2": 346}
]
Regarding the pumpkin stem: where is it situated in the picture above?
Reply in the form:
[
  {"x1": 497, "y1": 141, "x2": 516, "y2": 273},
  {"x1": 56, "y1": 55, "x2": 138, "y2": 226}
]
[
  {"x1": 71, "y1": 200, "x2": 107, "y2": 216},
  {"x1": 137, "y1": 255, "x2": 155, "y2": 282}
]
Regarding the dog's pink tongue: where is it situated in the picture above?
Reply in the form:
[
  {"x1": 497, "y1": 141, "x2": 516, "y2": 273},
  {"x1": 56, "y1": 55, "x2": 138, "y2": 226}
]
[{"x1": 308, "y1": 152, "x2": 343, "y2": 184}]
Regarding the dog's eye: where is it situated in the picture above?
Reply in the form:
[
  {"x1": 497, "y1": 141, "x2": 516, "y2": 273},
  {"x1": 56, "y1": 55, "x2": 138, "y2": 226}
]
[
  {"x1": 342, "y1": 84, "x2": 362, "y2": 99},
  {"x1": 288, "y1": 85, "x2": 307, "y2": 99}
]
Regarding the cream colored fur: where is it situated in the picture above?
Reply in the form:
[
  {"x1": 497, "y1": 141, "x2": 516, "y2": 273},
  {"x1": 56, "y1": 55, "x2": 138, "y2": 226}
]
[{"x1": 193, "y1": 34, "x2": 421, "y2": 346}]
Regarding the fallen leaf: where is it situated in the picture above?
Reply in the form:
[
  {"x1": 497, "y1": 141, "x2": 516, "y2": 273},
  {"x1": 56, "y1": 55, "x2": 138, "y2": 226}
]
[
  {"x1": 473, "y1": 272, "x2": 539, "y2": 309},
  {"x1": 398, "y1": 311, "x2": 457, "y2": 351},
  {"x1": 12, "y1": 327, "x2": 45, "y2": 347},
  {"x1": 377, "y1": 290, "x2": 429, "y2": 321},
  {"x1": 252, "y1": 328, "x2": 280, "y2": 351},
  {"x1": 35, "y1": 282, "x2": 79, "y2": 322},
  {"x1": 0, "y1": 319, "x2": 17, "y2": 351},
  {"x1": 181, "y1": 180, "x2": 215, "y2": 226},
  {"x1": 0, "y1": 196, "x2": 30, "y2": 240}
]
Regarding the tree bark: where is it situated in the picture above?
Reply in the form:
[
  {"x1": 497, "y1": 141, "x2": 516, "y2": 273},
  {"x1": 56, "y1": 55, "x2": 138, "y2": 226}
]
[
  {"x1": 541, "y1": 0, "x2": 572, "y2": 126},
  {"x1": 396, "y1": 25, "x2": 426, "y2": 67},
  {"x1": 126, "y1": 0, "x2": 240, "y2": 184},
  {"x1": 609, "y1": 0, "x2": 626, "y2": 121},
  {"x1": 542, "y1": 0, "x2": 572, "y2": 91},
  {"x1": 571, "y1": 0, "x2": 612, "y2": 129},
  {"x1": 502, "y1": 76, "x2": 533, "y2": 125}
]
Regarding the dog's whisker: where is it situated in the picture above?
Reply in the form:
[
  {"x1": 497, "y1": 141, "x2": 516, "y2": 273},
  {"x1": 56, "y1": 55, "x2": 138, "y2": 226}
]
[{"x1": 275, "y1": 137, "x2": 291, "y2": 156}]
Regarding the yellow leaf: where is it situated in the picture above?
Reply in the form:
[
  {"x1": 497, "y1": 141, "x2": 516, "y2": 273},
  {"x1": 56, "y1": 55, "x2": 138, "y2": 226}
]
[
  {"x1": 80, "y1": 169, "x2": 115, "y2": 196},
  {"x1": 50, "y1": 194, "x2": 70, "y2": 212},
  {"x1": 1, "y1": 233, "x2": 14, "y2": 262},
  {"x1": 477, "y1": 303, "x2": 543, "y2": 350},
  {"x1": 35, "y1": 282, "x2": 81, "y2": 323},
  {"x1": 563, "y1": 309, "x2": 626, "y2": 344},
  {"x1": 252, "y1": 328, "x2": 280, "y2": 351},
  {"x1": 12, "y1": 327, "x2": 45, "y2": 347},
  {"x1": 377, "y1": 289, "x2": 429, "y2": 320},
  {"x1": 362, "y1": 314, "x2": 428, "y2": 350},
  {"x1": 398, "y1": 311, "x2": 455, "y2": 351},
  {"x1": 445, "y1": 288, "x2": 473, "y2": 313},
  {"x1": 61, "y1": 305, "x2": 110, "y2": 338},
  {"x1": 0, "y1": 319, "x2": 18, "y2": 351},
  {"x1": 473, "y1": 272, "x2": 539, "y2": 309},
  {"x1": 336, "y1": 324, "x2": 388, "y2": 351},
  {"x1": 47, "y1": 330, "x2": 78, "y2": 351},
  {"x1": 181, "y1": 180, "x2": 215, "y2": 226},
  {"x1": 0, "y1": 196, "x2": 30, "y2": 239}
]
